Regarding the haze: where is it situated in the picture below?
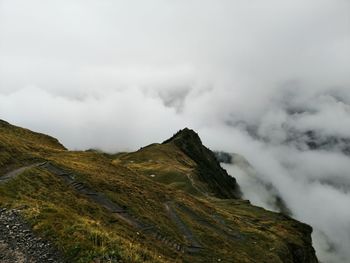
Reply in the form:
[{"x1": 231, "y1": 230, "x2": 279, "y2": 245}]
[{"x1": 0, "y1": 1, "x2": 349, "y2": 262}]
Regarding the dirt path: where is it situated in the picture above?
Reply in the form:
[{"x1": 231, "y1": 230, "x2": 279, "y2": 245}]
[
  {"x1": 38, "y1": 162, "x2": 188, "y2": 253},
  {"x1": 164, "y1": 201, "x2": 202, "y2": 253},
  {"x1": 185, "y1": 173, "x2": 209, "y2": 197},
  {"x1": 0, "y1": 163, "x2": 43, "y2": 184},
  {"x1": 176, "y1": 204, "x2": 245, "y2": 241},
  {"x1": 0, "y1": 161, "x2": 213, "y2": 255},
  {"x1": 39, "y1": 162, "x2": 150, "y2": 229}
]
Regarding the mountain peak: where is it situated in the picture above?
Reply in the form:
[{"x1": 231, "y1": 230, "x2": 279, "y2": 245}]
[
  {"x1": 0, "y1": 120, "x2": 318, "y2": 262},
  {"x1": 163, "y1": 128, "x2": 241, "y2": 199},
  {"x1": 162, "y1": 128, "x2": 202, "y2": 145}
]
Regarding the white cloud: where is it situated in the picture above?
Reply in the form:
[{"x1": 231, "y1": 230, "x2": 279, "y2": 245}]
[{"x1": 0, "y1": 0, "x2": 349, "y2": 262}]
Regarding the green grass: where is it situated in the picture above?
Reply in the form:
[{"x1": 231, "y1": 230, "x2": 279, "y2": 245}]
[
  {"x1": 0, "y1": 120, "x2": 317, "y2": 263},
  {"x1": 114, "y1": 143, "x2": 209, "y2": 197}
]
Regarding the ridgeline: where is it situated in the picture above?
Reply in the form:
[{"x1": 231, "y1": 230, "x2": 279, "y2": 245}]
[{"x1": 0, "y1": 120, "x2": 318, "y2": 263}]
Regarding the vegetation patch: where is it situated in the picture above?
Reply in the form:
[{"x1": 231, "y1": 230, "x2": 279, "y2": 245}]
[{"x1": 0, "y1": 121, "x2": 318, "y2": 262}]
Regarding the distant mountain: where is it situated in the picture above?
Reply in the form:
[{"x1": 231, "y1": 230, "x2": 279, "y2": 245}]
[
  {"x1": 302, "y1": 130, "x2": 350, "y2": 155},
  {"x1": 0, "y1": 120, "x2": 318, "y2": 263}
]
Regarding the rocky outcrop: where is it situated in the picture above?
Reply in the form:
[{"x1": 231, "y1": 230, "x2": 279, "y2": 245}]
[
  {"x1": 0, "y1": 208, "x2": 64, "y2": 263},
  {"x1": 163, "y1": 128, "x2": 241, "y2": 199},
  {"x1": 285, "y1": 220, "x2": 318, "y2": 263},
  {"x1": 0, "y1": 120, "x2": 319, "y2": 262}
]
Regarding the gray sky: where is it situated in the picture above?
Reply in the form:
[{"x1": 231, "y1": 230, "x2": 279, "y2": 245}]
[{"x1": 1, "y1": 1, "x2": 350, "y2": 262}]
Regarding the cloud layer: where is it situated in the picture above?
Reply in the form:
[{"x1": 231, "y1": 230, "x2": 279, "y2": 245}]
[{"x1": 1, "y1": 0, "x2": 349, "y2": 262}]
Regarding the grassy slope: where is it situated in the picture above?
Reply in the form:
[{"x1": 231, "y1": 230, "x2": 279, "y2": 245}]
[
  {"x1": 114, "y1": 143, "x2": 204, "y2": 196},
  {"x1": 0, "y1": 120, "x2": 65, "y2": 173},
  {"x1": 0, "y1": 120, "x2": 317, "y2": 263}
]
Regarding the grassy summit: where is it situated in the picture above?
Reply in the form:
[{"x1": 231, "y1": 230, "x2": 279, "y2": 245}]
[
  {"x1": 0, "y1": 120, "x2": 318, "y2": 263},
  {"x1": 116, "y1": 128, "x2": 241, "y2": 199}
]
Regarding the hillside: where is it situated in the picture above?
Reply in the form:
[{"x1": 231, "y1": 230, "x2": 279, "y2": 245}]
[
  {"x1": 0, "y1": 120, "x2": 318, "y2": 263},
  {"x1": 115, "y1": 128, "x2": 241, "y2": 199}
]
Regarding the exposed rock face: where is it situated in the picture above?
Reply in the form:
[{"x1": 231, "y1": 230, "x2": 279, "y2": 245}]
[
  {"x1": 0, "y1": 208, "x2": 64, "y2": 263},
  {"x1": 163, "y1": 128, "x2": 241, "y2": 199},
  {"x1": 0, "y1": 120, "x2": 319, "y2": 262},
  {"x1": 285, "y1": 221, "x2": 318, "y2": 263}
]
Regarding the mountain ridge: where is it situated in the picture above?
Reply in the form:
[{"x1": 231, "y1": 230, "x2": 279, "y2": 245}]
[
  {"x1": 163, "y1": 128, "x2": 241, "y2": 199},
  {"x1": 0, "y1": 120, "x2": 318, "y2": 263}
]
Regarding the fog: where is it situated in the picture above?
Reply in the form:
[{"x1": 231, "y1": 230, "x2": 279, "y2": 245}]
[{"x1": 0, "y1": 0, "x2": 349, "y2": 262}]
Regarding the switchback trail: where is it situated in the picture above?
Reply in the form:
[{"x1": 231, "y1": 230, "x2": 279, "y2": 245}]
[
  {"x1": 1, "y1": 161, "x2": 243, "y2": 255},
  {"x1": 38, "y1": 162, "x2": 189, "y2": 253},
  {"x1": 164, "y1": 201, "x2": 203, "y2": 253},
  {"x1": 176, "y1": 203, "x2": 245, "y2": 241}
]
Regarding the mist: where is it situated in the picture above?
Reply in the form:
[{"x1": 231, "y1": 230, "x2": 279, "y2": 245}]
[{"x1": 1, "y1": 0, "x2": 349, "y2": 262}]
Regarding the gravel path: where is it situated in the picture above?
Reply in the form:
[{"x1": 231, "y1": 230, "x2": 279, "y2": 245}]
[{"x1": 0, "y1": 208, "x2": 64, "y2": 263}]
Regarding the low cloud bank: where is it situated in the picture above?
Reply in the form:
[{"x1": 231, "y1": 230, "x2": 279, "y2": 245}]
[
  {"x1": 1, "y1": 0, "x2": 349, "y2": 262},
  {"x1": 2, "y1": 82, "x2": 350, "y2": 263},
  {"x1": 217, "y1": 88, "x2": 350, "y2": 263}
]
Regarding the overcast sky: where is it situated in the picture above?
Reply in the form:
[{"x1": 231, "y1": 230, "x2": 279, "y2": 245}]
[{"x1": 0, "y1": 1, "x2": 350, "y2": 262}]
